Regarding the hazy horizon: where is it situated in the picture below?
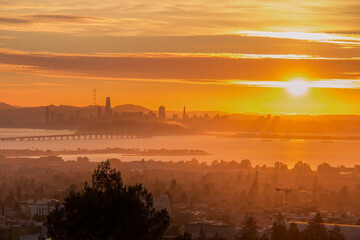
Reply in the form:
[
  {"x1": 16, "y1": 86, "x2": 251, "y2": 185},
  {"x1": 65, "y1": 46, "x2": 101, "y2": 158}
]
[
  {"x1": 1, "y1": 1, "x2": 360, "y2": 238},
  {"x1": 1, "y1": 0, "x2": 360, "y2": 115},
  {"x1": 4, "y1": 100, "x2": 360, "y2": 116}
]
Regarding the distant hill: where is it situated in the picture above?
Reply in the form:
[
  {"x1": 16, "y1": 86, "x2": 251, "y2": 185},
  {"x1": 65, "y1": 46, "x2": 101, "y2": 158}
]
[
  {"x1": 113, "y1": 104, "x2": 150, "y2": 113},
  {"x1": 0, "y1": 102, "x2": 17, "y2": 110},
  {"x1": 0, "y1": 103, "x2": 152, "y2": 125}
]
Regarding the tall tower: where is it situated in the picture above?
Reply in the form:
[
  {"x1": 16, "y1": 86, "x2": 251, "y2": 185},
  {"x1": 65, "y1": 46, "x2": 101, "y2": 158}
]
[
  {"x1": 182, "y1": 106, "x2": 187, "y2": 120},
  {"x1": 158, "y1": 106, "x2": 166, "y2": 121},
  {"x1": 92, "y1": 88, "x2": 97, "y2": 105},
  {"x1": 105, "y1": 97, "x2": 112, "y2": 118}
]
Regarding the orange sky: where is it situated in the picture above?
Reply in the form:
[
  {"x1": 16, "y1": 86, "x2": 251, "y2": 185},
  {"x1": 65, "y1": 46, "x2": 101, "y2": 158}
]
[{"x1": 0, "y1": 0, "x2": 360, "y2": 114}]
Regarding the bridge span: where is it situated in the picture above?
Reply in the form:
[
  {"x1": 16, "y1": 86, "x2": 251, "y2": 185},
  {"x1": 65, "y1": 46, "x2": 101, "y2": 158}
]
[{"x1": 0, "y1": 133, "x2": 149, "y2": 142}]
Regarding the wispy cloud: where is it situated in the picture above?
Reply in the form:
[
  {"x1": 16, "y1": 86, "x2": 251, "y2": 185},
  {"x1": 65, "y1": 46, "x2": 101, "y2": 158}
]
[
  {"x1": 0, "y1": 49, "x2": 359, "y2": 86},
  {"x1": 230, "y1": 79, "x2": 360, "y2": 89},
  {"x1": 31, "y1": 82, "x2": 71, "y2": 86},
  {"x1": 235, "y1": 31, "x2": 360, "y2": 47},
  {"x1": 1, "y1": 0, "x2": 360, "y2": 36},
  {"x1": 0, "y1": 17, "x2": 31, "y2": 25},
  {"x1": 0, "y1": 33, "x2": 359, "y2": 59},
  {"x1": 0, "y1": 14, "x2": 100, "y2": 25},
  {"x1": 30, "y1": 14, "x2": 100, "y2": 23}
]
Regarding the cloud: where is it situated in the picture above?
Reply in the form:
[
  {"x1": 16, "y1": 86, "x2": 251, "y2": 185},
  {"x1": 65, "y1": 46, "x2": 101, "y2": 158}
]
[
  {"x1": 0, "y1": 17, "x2": 30, "y2": 25},
  {"x1": 1, "y1": 32, "x2": 359, "y2": 59},
  {"x1": 0, "y1": 49, "x2": 359, "y2": 86},
  {"x1": 231, "y1": 79, "x2": 360, "y2": 89},
  {"x1": 0, "y1": 14, "x2": 101, "y2": 28},
  {"x1": 1, "y1": 0, "x2": 360, "y2": 36},
  {"x1": 30, "y1": 14, "x2": 99, "y2": 23},
  {"x1": 235, "y1": 31, "x2": 360, "y2": 47}
]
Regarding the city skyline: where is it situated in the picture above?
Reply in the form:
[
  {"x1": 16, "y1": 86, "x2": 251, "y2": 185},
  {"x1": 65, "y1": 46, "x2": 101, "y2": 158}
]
[
  {"x1": 1, "y1": 1, "x2": 360, "y2": 240},
  {"x1": 0, "y1": 0, "x2": 360, "y2": 114}
]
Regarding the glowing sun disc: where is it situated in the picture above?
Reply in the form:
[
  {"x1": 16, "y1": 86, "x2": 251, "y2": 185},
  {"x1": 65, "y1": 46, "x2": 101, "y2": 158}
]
[{"x1": 286, "y1": 79, "x2": 309, "y2": 96}]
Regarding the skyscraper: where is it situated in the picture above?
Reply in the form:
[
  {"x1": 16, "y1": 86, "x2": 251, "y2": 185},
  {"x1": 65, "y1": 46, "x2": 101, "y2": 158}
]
[
  {"x1": 183, "y1": 106, "x2": 187, "y2": 120},
  {"x1": 158, "y1": 106, "x2": 166, "y2": 121},
  {"x1": 105, "y1": 97, "x2": 112, "y2": 118}
]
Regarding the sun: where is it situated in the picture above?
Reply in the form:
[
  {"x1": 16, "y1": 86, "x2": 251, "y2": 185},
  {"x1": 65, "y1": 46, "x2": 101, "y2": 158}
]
[{"x1": 286, "y1": 78, "x2": 309, "y2": 96}]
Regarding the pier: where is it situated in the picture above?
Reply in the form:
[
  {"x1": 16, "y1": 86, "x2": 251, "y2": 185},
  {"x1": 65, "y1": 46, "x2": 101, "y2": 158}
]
[{"x1": 0, "y1": 133, "x2": 148, "y2": 142}]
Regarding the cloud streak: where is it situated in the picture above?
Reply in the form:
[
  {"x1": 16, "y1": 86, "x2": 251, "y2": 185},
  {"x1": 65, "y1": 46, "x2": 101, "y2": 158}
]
[
  {"x1": 231, "y1": 79, "x2": 360, "y2": 89},
  {"x1": 1, "y1": 0, "x2": 360, "y2": 35},
  {"x1": 0, "y1": 50, "x2": 359, "y2": 86},
  {"x1": 0, "y1": 17, "x2": 31, "y2": 25},
  {"x1": 236, "y1": 31, "x2": 360, "y2": 47},
  {"x1": 30, "y1": 14, "x2": 100, "y2": 23},
  {"x1": 0, "y1": 14, "x2": 100, "y2": 26}
]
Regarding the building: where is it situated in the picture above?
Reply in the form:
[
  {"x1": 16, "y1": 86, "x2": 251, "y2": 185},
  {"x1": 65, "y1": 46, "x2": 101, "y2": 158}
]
[
  {"x1": 182, "y1": 106, "x2": 187, "y2": 120},
  {"x1": 120, "y1": 112, "x2": 144, "y2": 121},
  {"x1": 97, "y1": 106, "x2": 102, "y2": 119},
  {"x1": 45, "y1": 107, "x2": 50, "y2": 124},
  {"x1": 75, "y1": 110, "x2": 80, "y2": 121},
  {"x1": 50, "y1": 112, "x2": 54, "y2": 123},
  {"x1": 172, "y1": 114, "x2": 179, "y2": 121},
  {"x1": 147, "y1": 111, "x2": 157, "y2": 120},
  {"x1": 153, "y1": 194, "x2": 171, "y2": 213},
  {"x1": 11, "y1": 225, "x2": 42, "y2": 240},
  {"x1": 291, "y1": 222, "x2": 360, "y2": 240},
  {"x1": 28, "y1": 199, "x2": 59, "y2": 217},
  {"x1": 185, "y1": 221, "x2": 236, "y2": 240},
  {"x1": 105, "y1": 97, "x2": 112, "y2": 118},
  {"x1": 0, "y1": 202, "x2": 10, "y2": 240},
  {"x1": 158, "y1": 106, "x2": 166, "y2": 121}
]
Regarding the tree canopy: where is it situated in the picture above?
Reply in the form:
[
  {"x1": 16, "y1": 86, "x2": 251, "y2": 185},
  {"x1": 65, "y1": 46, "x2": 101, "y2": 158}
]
[
  {"x1": 271, "y1": 213, "x2": 287, "y2": 240},
  {"x1": 238, "y1": 214, "x2": 258, "y2": 240},
  {"x1": 46, "y1": 160, "x2": 170, "y2": 240}
]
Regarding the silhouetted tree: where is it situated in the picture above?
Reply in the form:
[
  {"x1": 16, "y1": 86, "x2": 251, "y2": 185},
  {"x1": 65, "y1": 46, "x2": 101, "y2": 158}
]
[
  {"x1": 238, "y1": 215, "x2": 258, "y2": 240},
  {"x1": 198, "y1": 227, "x2": 207, "y2": 240},
  {"x1": 287, "y1": 223, "x2": 300, "y2": 240},
  {"x1": 271, "y1": 213, "x2": 287, "y2": 240},
  {"x1": 274, "y1": 162, "x2": 288, "y2": 171},
  {"x1": 305, "y1": 212, "x2": 327, "y2": 240},
  {"x1": 240, "y1": 159, "x2": 252, "y2": 169},
  {"x1": 46, "y1": 160, "x2": 170, "y2": 240},
  {"x1": 328, "y1": 225, "x2": 345, "y2": 240},
  {"x1": 248, "y1": 172, "x2": 259, "y2": 202},
  {"x1": 175, "y1": 232, "x2": 192, "y2": 240},
  {"x1": 171, "y1": 179, "x2": 177, "y2": 189}
]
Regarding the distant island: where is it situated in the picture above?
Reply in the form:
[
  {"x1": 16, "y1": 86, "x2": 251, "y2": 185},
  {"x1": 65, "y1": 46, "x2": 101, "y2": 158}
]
[
  {"x1": 76, "y1": 120, "x2": 197, "y2": 136},
  {"x1": 0, "y1": 147, "x2": 210, "y2": 157}
]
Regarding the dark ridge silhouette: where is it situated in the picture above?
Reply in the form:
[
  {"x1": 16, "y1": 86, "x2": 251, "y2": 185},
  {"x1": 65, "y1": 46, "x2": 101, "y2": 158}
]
[{"x1": 0, "y1": 102, "x2": 17, "y2": 110}]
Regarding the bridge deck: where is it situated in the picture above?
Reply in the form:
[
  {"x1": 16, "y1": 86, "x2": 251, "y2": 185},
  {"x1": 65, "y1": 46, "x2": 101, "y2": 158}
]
[{"x1": 0, "y1": 133, "x2": 147, "y2": 141}]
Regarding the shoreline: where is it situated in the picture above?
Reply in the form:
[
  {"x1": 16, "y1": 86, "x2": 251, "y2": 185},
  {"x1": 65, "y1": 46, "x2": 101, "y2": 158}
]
[{"x1": 0, "y1": 147, "x2": 211, "y2": 157}]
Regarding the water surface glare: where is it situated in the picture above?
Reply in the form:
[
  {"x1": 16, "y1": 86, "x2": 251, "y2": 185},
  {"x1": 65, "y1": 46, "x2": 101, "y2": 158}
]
[{"x1": 0, "y1": 128, "x2": 359, "y2": 168}]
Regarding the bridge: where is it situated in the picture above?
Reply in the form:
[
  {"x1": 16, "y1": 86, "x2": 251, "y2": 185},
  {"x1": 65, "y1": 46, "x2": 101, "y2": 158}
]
[{"x1": 0, "y1": 133, "x2": 150, "y2": 142}]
